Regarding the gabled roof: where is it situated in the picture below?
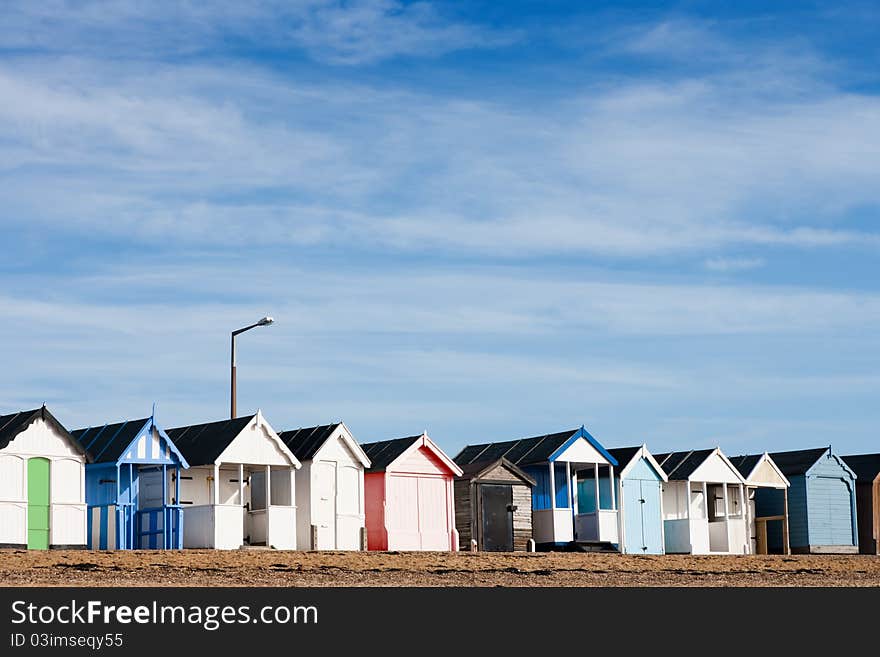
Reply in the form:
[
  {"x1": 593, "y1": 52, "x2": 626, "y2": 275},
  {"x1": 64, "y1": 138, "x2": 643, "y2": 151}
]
[
  {"x1": 607, "y1": 445, "x2": 668, "y2": 482},
  {"x1": 654, "y1": 448, "x2": 745, "y2": 483},
  {"x1": 728, "y1": 454, "x2": 762, "y2": 479},
  {"x1": 279, "y1": 423, "x2": 339, "y2": 461},
  {"x1": 0, "y1": 406, "x2": 89, "y2": 461},
  {"x1": 362, "y1": 435, "x2": 421, "y2": 471},
  {"x1": 767, "y1": 447, "x2": 836, "y2": 476},
  {"x1": 842, "y1": 454, "x2": 880, "y2": 482},
  {"x1": 166, "y1": 415, "x2": 256, "y2": 466},
  {"x1": 72, "y1": 415, "x2": 189, "y2": 467},
  {"x1": 654, "y1": 449, "x2": 716, "y2": 480},
  {"x1": 455, "y1": 457, "x2": 536, "y2": 486},
  {"x1": 168, "y1": 411, "x2": 299, "y2": 468},
  {"x1": 454, "y1": 426, "x2": 617, "y2": 467},
  {"x1": 727, "y1": 453, "x2": 790, "y2": 488},
  {"x1": 361, "y1": 432, "x2": 462, "y2": 476},
  {"x1": 278, "y1": 422, "x2": 370, "y2": 468}
]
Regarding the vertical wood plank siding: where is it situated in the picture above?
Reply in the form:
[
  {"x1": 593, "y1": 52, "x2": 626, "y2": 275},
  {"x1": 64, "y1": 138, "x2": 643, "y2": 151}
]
[
  {"x1": 454, "y1": 479, "x2": 472, "y2": 550},
  {"x1": 512, "y1": 485, "x2": 532, "y2": 551}
]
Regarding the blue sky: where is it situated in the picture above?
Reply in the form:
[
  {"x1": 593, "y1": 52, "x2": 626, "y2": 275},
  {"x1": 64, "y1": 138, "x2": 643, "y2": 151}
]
[{"x1": 1, "y1": 1, "x2": 878, "y2": 457}]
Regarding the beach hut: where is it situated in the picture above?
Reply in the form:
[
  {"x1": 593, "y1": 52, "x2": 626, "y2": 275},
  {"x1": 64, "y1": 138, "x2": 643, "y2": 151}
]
[
  {"x1": 361, "y1": 432, "x2": 462, "y2": 551},
  {"x1": 72, "y1": 412, "x2": 189, "y2": 550},
  {"x1": 767, "y1": 447, "x2": 858, "y2": 554},
  {"x1": 454, "y1": 426, "x2": 619, "y2": 550},
  {"x1": 451, "y1": 456, "x2": 535, "y2": 552},
  {"x1": 277, "y1": 422, "x2": 371, "y2": 550},
  {"x1": 841, "y1": 454, "x2": 880, "y2": 555},
  {"x1": 167, "y1": 411, "x2": 301, "y2": 550},
  {"x1": 607, "y1": 445, "x2": 667, "y2": 555},
  {"x1": 0, "y1": 406, "x2": 88, "y2": 549},
  {"x1": 728, "y1": 453, "x2": 791, "y2": 555},
  {"x1": 655, "y1": 448, "x2": 749, "y2": 555}
]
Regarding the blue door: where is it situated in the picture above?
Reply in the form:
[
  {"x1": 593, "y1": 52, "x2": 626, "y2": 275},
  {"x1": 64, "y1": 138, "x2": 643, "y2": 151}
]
[
  {"x1": 810, "y1": 476, "x2": 853, "y2": 546},
  {"x1": 639, "y1": 480, "x2": 663, "y2": 554},
  {"x1": 623, "y1": 478, "x2": 664, "y2": 554},
  {"x1": 623, "y1": 480, "x2": 644, "y2": 553}
]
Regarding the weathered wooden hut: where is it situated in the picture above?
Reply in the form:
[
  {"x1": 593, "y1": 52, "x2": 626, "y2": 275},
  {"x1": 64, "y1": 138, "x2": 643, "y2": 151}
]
[
  {"x1": 654, "y1": 448, "x2": 749, "y2": 555},
  {"x1": 0, "y1": 406, "x2": 89, "y2": 549},
  {"x1": 728, "y1": 452, "x2": 791, "y2": 554},
  {"x1": 607, "y1": 445, "x2": 667, "y2": 555},
  {"x1": 278, "y1": 422, "x2": 371, "y2": 550},
  {"x1": 72, "y1": 412, "x2": 189, "y2": 550},
  {"x1": 167, "y1": 411, "x2": 301, "y2": 549},
  {"x1": 454, "y1": 426, "x2": 619, "y2": 550},
  {"x1": 451, "y1": 456, "x2": 535, "y2": 552},
  {"x1": 841, "y1": 454, "x2": 880, "y2": 554},
  {"x1": 767, "y1": 447, "x2": 858, "y2": 554},
  {"x1": 361, "y1": 432, "x2": 462, "y2": 551}
]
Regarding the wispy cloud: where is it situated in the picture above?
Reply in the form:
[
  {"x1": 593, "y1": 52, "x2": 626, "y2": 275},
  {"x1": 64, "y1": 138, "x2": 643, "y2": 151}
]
[
  {"x1": 704, "y1": 257, "x2": 765, "y2": 272},
  {"x1": 0, "y1": 1, "x2": 513, "y2": 65},
  {"x1": 2, "y1": 43, "x2": 879, "y2": 259},
  {"x1": 2, "y1": 8, "x2": 880, "y2": 454}
]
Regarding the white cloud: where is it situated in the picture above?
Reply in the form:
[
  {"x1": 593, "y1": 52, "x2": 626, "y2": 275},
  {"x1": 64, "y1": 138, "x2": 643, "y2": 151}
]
[
  {"x1": 2, "y1": 48, "x2": 880, "y2": 259},
  {"x1": 704, "y1": 257, "x2": 765, "y2": 272},
  {"x1": 0, "y1": 1, "x2": 511, "y2": 65}
]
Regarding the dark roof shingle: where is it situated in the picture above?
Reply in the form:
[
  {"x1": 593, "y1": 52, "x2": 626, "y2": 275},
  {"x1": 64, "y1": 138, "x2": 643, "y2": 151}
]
[
  {"x1": 454, "y1": 429, "x2": 579, "y2": 467},
  {"x1": 455, "y1": 457, "x2": 536, "y2": 486},
  {"x1": 842, "y1": 454, "x2": 880, "y2": 482},
  {"x1": 607, "y1": 446, "x2": 642, "y2": 472},
  {"x1": 727, "y1": 454, "x2": 762, "y2": 480},
  {"x1": 361, "y1": 436, "x2": 422, "y2": 472},
  {"x1": 278, "y1": 423, "x2": 340, "y2": 462},
  {"x1": 767, "y1": 448, "x2": 830, "y2": 476},
  {"x1": 0, "y1": 406, "x2": 86, "y2": 459},
  {"x1": 166, "y1": 415, "x2": 255, "y2": 467},
  {"x1": 72, "y1": 418, "x2": 149, "y2": 464},
  {"x1": 653, "y1": 449, "x2": 715, "y2": 480}
]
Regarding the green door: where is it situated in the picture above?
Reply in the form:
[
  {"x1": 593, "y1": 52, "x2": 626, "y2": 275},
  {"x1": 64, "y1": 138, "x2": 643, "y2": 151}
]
[{"x1": 27, "y1": 458, "x2": 50, "y2": 550}]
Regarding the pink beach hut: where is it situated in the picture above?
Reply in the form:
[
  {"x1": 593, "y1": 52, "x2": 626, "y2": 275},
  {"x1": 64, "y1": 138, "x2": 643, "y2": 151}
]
[{"x1": 361, "y1": 432, "x2": 463, "y2": 551}]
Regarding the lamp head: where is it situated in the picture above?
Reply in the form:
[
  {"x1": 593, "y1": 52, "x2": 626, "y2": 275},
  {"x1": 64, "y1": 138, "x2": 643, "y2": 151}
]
[{"x1": 257, "y1": 316, "x2": 274, "y2": 327}]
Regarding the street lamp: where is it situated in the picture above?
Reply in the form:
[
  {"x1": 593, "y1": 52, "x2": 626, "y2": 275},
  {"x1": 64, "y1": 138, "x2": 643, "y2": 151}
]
[{"x1": 230, "y1": 316, "x2": 274, "y2": 419}]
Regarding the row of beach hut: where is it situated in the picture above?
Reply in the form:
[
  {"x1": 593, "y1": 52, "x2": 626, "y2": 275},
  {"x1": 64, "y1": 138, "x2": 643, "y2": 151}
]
[{"x1": 1, "y1": 405, "x2": 877, "y2": 555}]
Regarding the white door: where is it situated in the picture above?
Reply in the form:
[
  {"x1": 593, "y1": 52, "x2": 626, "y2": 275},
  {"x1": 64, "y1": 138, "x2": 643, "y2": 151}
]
[
  {"x1": 386, "y1": 475, "x2": 421, "y2": 550},
  {"x1": 336, "y1": 465, "x2": 362, "y2": 550},
  {"x1": 417, "y1": 477, "x2": 450, "y2": 550},
  {"x1": 313, "y1": 461, "x2": 336, "y2": 549}
]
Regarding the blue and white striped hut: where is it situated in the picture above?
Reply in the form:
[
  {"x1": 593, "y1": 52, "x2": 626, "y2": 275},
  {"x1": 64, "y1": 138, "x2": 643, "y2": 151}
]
[{"x1": 72, "y1": 411, "x2": 189, "y2": 550}]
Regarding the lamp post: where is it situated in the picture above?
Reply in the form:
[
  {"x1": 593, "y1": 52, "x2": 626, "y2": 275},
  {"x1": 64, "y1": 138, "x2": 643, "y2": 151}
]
[{"x1": 230, "y1": 316, "x2": 274, "y2": 419}]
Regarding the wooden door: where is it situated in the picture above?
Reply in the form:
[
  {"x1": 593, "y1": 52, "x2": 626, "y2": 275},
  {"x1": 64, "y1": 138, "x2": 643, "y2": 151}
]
[
  {"x1": 27, "y1": 458, "x2": 50, "y2": 550},
  {"x1": 479, "y1": 484, "x2": 513, "y2": 552},
  {"x1": 313, "y1": 461, "x2": 337, "y2": 549}
]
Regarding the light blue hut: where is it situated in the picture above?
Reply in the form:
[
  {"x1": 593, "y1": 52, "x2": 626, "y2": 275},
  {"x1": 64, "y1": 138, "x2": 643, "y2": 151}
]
[
  {"x1": 72, "y1": 412, "x2": 189, "y2": 550},
  {"x1": 763, "y1": 447, "x2": 858, "y2": 554},
  {"x1": 607, "y1": 445, "x2": 668, "y2": 554}
]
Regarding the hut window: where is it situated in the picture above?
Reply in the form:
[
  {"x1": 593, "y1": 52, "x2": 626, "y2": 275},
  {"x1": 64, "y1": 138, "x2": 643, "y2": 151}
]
[
  {"x1": 727, "y1": 485, "x2": 742, "y2": 517},
  {"x1": 707, "y1": 484, "x2": 725, "y2": 521}
]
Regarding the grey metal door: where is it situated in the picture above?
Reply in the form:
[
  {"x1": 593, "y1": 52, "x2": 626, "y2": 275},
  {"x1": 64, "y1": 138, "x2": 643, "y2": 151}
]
[{"x1": 480, "y1": 484, "x2": 514, "y2": 552}]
